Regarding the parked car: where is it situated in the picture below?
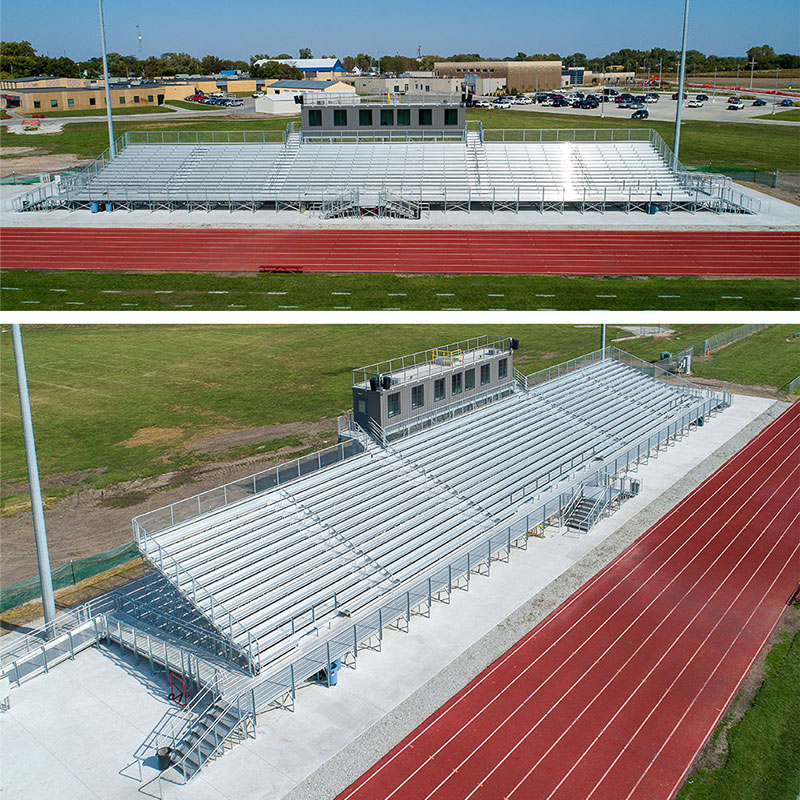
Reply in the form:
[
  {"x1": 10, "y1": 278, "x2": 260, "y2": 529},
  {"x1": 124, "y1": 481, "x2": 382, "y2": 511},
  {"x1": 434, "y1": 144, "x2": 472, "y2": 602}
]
[
  {"x1": 228, "y1": 99, "x2": 244, "y2": 107},
  {"x1": 727, "y1": 100, "x2": 745, "y2": 110},
  {"x1": 696, "y1": 94, "x2": 709, "y2": 101},
  {"x1": 752, "y1": 98, "x2": 767, "y2": 106},
  {"x1": 492, "y1": 100, "x2": 512, "y2": 109},
  {"x1": 687, "y1": 99, "x2": 704, "y2": 108},
  {"x1": 550, "y1": 98, "x2": 569, "y2": 107},
  {"x1": 631, "y1": 109, "x2": 649, "y2": 119},
  {"x1": 628, "y1": 101, "x2": 645, "y2": 109},
  {"x1": 727, "y1": 96, "x2": 740, "y2": 103},
  {"x1": 515, "y1": 96, "x2": 533, "y2": 104},
  {"x1": 671, "y1": 92, "x2": 688, "y2": 100},
  {"x1": 780, "y1": 98, "x2": 795, "y2": 107},
  {"x1": 645, "y1": 93, "x2": 659, "y2": 103}
]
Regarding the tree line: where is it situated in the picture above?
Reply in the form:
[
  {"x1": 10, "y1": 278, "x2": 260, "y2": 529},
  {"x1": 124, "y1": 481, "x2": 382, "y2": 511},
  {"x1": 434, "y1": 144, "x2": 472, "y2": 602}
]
[{"x1": 1, "y1": 40, "x2": 797, "y2": 81}]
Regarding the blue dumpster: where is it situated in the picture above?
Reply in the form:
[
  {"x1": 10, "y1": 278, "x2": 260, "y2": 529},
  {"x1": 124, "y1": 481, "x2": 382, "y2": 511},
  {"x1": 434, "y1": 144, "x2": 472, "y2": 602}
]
[
  {"x1": 327, "y1": 658, "x2": 342, "y2": 686},
  {"x1": 91, "y1": 202, "x2": 100, "y2": 214}
]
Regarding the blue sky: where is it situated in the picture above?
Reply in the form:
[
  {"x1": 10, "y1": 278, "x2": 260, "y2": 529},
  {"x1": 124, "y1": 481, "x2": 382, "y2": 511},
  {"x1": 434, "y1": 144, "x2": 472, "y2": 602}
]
[{"x1": 2, "y1": 0, "x2": 798, "y2": 61}]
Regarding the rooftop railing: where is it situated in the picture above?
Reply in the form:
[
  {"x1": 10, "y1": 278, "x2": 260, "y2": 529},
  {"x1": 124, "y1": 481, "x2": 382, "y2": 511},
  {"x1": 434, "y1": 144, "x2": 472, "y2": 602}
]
[{"x1": 353, "y1": 335, "x2": 511, "y2": 385}]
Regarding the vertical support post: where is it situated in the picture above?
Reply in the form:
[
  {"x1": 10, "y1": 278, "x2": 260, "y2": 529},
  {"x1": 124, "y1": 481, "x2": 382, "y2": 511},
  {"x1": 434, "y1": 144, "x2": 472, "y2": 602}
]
[
  {"x1": 672, "y1": 0, "x2": 690, "y2": 170},
  {"x1": 12, "y1": 326, "x2": 57, "y2": 637},
  {"x1": 98, "y1": 0, "x2": 116, "y2": 159}
]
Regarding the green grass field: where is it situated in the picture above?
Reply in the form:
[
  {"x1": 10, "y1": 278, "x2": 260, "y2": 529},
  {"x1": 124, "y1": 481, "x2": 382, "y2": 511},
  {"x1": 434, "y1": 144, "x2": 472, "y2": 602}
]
[
  {"x1": 2, "y1": 109, "x2": 798, "y2": 171},
  {"x1": 754, "y1": 108, "x2": 800, "y2": 121},
  {"x1": 1, "y1": 271, "x2": 797, "y2": 312},
  {"x1": 677, "y1": 608, "x2": 800, "y2": 800},
  {"x1": 165, "y1": 100, "x2": 223, "y2": 111},
  {"x1": 28, "y1": 106, "x2": 176, "y2": 118},
  {"x1": 2, "y1": 324, "x2": 795, "y2": 502}
]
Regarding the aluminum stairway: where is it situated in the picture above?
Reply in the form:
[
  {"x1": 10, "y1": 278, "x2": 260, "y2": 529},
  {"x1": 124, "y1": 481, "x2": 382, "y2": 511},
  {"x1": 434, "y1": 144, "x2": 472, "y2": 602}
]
[{"x1": 565, "y1": 496, "x2": 608, "y2": 532}]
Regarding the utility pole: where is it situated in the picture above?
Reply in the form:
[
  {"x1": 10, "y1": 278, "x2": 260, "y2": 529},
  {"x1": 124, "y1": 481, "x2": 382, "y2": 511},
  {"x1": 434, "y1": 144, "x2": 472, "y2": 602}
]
[
  {"x1": 672, "y1": 0, "x2": 690, "y2": 170},
  {"x1": 98, "y1": 0, "x2": 115, "y2": 158},
  {"x1": 772, "y1": 67, "x2": 779, "y2": 114},
  {"x1": 749, "y1": 57, "x2": 756, "y2": 89},
  {"x1": 11, "y1": 325, "x2": 57, "y2": 638},
  {"x1": 735, "y1": 62, "x2": 740, "y2": 88},
  {"x1": 600, "y1": 324, "x2": 607, "y2": 356}
]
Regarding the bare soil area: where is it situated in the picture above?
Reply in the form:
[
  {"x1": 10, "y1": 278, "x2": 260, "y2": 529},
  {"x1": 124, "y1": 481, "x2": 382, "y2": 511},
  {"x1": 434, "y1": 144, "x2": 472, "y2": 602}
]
[
  {"x1": 687, "y1": 375, "x2": 796, "y2": 399},
  {"x1": 0, "y1": 419, "x2": 337, "y2": 586},
  {"x1": 0, "y1": 152, "x2": 90, "y2": 178}
]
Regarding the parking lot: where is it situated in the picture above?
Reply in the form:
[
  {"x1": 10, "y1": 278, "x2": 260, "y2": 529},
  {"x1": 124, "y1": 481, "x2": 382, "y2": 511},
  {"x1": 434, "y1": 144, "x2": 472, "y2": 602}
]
[{"x1": 475, "y1": 91, "x2": 796, "y2": 124}]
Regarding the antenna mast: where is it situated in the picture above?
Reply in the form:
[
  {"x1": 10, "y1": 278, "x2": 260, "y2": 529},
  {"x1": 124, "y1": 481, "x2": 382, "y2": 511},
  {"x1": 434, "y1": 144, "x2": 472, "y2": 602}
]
[{"x1": 137, "y1": 25, "x2": 143, "y2": 60}]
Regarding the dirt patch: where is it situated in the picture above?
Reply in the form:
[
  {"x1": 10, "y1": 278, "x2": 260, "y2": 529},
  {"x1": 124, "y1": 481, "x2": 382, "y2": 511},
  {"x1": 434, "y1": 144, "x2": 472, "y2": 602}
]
[
  {"x1": 683, "y1": 602, "x2": 800, "y2": 781},
  {"x1": 189, "y1": 418, "x2": 336, "y2": 455},
  {"x1": 1, "y1": 467, "x2": 107, "y2": 498},
  {"x1": 0, "y1": 153, "x2": 91, "y2": 178},
  {"x1": 0, "y1": 421, "x2": 337, "y2": 586},
  {"x1": 122, "y1": 426, "x2": 184, "y2": 448}
]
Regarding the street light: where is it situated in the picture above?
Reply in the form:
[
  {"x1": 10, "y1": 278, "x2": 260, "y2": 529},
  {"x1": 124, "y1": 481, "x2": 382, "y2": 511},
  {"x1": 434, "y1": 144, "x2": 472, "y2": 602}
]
[
  {"x1": 672, "y1": 0, "x2": 691, "y2": 170},
  {"x1": 98, "y1": 0, "x2": 115, "y2": 158},
  {"x1": 772, "y1": 67, "x2": 779, "y2": 114}
]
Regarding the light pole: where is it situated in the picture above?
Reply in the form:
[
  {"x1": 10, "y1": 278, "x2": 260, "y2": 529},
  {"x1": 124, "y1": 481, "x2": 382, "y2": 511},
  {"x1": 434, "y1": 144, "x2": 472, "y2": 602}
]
[
  {"x1": 749, "y1": 57, "x2": 756, "y2": 89},
  {"x1": 736, "y1": 63, "x2": 740, "y2": 88},
  {"x1": 713, "y1": 62, "x2": 717, "y2": 102},
  {"x1": 98, "y1": 0, "x2": 115, "y2": 158},
  {"x1": 772, "y1": 67, "x2": 779, "y2": 114},
  {"x1": 672, "y1": 0, "x2": 690, "y2": 170},
  {"x1": 11, "y1": 325, "x2": 57, "y2": 638}
]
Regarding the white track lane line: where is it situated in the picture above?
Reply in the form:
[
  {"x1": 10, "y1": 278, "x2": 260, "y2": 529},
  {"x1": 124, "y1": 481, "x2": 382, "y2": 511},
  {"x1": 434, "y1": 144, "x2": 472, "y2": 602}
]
[
  {"x1": 540, "y1": 481, "x2": 800, "y2": 800},
  {"x1": 601, "y1": 510, "x2": 800, "y2": 800},
  {"x1": 445, "y1": 447, "x2": 800, "y2": 800},
  {"x1": 643, "y1": 538, "x2": 800, "y2": 800},
  {"x1": 344, "y1": 411, "x2": 797, "y2": 800}
]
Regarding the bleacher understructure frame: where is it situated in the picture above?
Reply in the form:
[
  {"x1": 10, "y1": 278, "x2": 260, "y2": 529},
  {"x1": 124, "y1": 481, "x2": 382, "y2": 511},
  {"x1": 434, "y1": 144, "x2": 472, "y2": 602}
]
[
  {"x1": 0, "y1": 346, "x2": 733, "y2": 789},
  {"x1": 12, "y1": 124, "x2": 760, "y2": 215}
]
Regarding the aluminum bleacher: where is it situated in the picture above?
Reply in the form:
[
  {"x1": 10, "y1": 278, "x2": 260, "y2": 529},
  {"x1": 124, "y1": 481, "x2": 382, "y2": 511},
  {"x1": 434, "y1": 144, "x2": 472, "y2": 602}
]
[
  {"x1": 13, "y1": 126, "x2": 759, "y2": 214},
  {"x1": 131, "y1": 349, "x2": 729, "y2": 680}
]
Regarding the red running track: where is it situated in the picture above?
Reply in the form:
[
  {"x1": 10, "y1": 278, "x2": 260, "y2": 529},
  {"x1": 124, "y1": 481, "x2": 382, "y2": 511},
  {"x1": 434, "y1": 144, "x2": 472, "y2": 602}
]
[
  {"x1": 337, "y1": 401, "x2": 800, "y2": 800},
  {"x1": 2, "y1": 228, "x2": 799, "y2": 277}
]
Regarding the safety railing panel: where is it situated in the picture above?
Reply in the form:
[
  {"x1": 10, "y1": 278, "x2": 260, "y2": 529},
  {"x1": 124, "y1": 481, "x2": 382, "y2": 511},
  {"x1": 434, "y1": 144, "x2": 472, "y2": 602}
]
[{"x1": 703, "y1": 324, "x2": 769, "y2": 354}]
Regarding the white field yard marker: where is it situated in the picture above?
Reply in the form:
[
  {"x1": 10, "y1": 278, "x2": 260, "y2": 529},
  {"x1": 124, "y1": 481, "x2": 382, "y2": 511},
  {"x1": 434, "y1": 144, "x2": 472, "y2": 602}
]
[
  {"x1": 441, "y1": 307, "x2": 462, "y2": 311},
  {"x1": 658, "y1": 295, "x2": 681, "y2": 298},
  {"x1": 174, "y1": 304, "x2": 193, "y2": 308},
  {"x1": 21, "y1": 300, "x2": 40, "y2": 304},
  {"x1": 536, "y1": 293, "x2": 555, "y2": 297},
  {"x1": 65, "y1": 301, "x2": 84, "y2": 305},
  {"x1": 596, "y1": 294, "x2": 617, "y2": 298},
  {"x1": 121, "y1": 303, "x2": 139, "y2": 306},
  {"x1": 208, "y1": 291, "x2": 229, "y2": 294},
  {"x1": 331, "y1": 291, "x2": 351, "y2": 295},
  {"x1": 384, "y1": 307, "x2": 402, "y2": 310},
  {"x1": 488, "y1": 308, "x2": 508, "y2": 311},
  {"x1": 488, "y1": 293, "x2": 504, "y2": 297},
  {"x1": 721, "y1": 296, "x2": 743, "y2": 299},
  {"x1": 50, "y1": 288, "x2": 67, "y2": 292},
  {"x1": 388, "y1": 293, "x2": 407, "y2": 296},
  {"x1": 228, "y1": 304, "x2": 247, "y2": 308},
  {"x1": 279, "y1": 305, "x2": 299, "y2": 309},
  {"x1": 333, "y1": 306, "x2": 352, "y2": 310},
  {"x1": 437, "y1": 293, "x2": 455, "y2": 296},
  {"x1": 267, "y1": 291, "x2": 288, "y2": 295},
  {"x1": 2, "y1": 287, "x2": 20, "y2": 290},
  {"x1": 100, "y1": 290, "x2": 122, "y2": 293},
  {"x1": 537, "y1": 307, "x2": 557, "y2": 311},
  {"x1": 154, "y1": 290, "x2": 174, "y2": 294}
]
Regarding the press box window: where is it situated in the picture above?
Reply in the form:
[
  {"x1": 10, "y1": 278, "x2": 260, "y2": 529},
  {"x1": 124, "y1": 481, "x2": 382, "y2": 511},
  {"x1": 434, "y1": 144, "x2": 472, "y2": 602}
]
[
  {"x1": 480, "y1": 364, "x2": 491, "y2": 385},
  {"x1": 387, "y1": 392, "x2": 401, "y2": 418},
  {"x1": 380, "y1": 109, "x2": 394, "y2": 126},
  {"x1": 359, "y1": 109, "x2": 372, "y2": 126},
  {"x1": 418, "y1": 108, "x2": 432, "y2": 126},
  {"x1": 452, "y1": 372, "x2": 463, "y2": 395},
  {"x1": 333, "y1": 109, "x2": 347, "y2": 126},
  {"x1": 67, "y1": 98, "x2": 75, "y2": 107},
  {"x1": 118, "y1": 96, "x2": 125, "y2": 104},
  {"x1": 498, "y1": 358, "x2": 508, "y2": 379},
  {"x1": 34, "y1": 100, "x2": 41, "y2": 108},
  {"x1": 397, "y1": 108, "x2": 411, "y2": 126},
  {"x1": 411, "y1": 384, "x2": 424, "y2": 409},
  {"x1": 444, "y1": 108, "x2": 458, "y2": 125},
  {"x1": 434, "y1": 378, "x2": 446, "y2": 401},
  {"x1": 89, "y1": 98, "x2": 96, "y2": 106},
  {"x1": 308, "y1": 109, "x2": 322, "y2": 126},
  {"x1": 465, "y1": 368, "x2": 475, "y2": 390},
  {"x1": 50, "y1": 99, "x2": 58, "y2": 107}
]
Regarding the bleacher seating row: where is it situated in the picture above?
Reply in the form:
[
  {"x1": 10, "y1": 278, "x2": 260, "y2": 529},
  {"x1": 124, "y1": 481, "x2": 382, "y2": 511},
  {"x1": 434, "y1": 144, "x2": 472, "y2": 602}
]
[
  {"x1": 138, "y1": 360, "x2": 705, "y2": 669},
  {"x1": 61, "y1": 138, "x2": 695, "y2": 206}
]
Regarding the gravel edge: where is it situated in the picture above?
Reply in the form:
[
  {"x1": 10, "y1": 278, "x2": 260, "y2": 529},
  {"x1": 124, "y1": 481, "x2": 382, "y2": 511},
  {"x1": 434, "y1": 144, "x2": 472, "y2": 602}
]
[{"x1": 281, "y1": 400, "x2": 787, "y2": 800}]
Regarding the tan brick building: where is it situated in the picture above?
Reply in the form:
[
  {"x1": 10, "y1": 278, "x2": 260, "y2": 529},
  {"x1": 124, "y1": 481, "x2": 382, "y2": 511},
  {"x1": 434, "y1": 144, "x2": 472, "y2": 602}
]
[{"x1": 434, "y1": 61, "x2": 562, "y2": 92}]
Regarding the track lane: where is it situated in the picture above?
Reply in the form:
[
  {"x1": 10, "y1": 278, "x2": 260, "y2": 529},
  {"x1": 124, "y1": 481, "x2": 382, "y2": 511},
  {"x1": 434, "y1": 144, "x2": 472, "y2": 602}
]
[
  {"x1": 336, "y1": 401, "x2": 800, "y2": 800},
  {"x1": 2, "y1": 229, "x2": 799, "y2": 276},
  {"x1": 337, "y1": 410, "x2": 799, "y2": 800}
]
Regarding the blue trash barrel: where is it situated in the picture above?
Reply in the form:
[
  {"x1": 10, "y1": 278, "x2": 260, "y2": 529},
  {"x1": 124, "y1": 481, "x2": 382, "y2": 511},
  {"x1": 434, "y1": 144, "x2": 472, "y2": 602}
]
[
  {"x1": 327, "y1": 658, "x2": 342, "y2": 686},
  {"x1": 91, "y1": 202, "x2": 99, "y2": 214},
  {"x1": 105, "y1": 202, "x2": 113, "y2": 213}
]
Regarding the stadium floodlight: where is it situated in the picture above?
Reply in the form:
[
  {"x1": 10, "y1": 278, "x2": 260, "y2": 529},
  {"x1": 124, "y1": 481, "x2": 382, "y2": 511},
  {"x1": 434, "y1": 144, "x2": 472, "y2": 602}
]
[
  {"x1": 672, "y1": 0, "x2": 690, "y2": 171},
  {"x1": 98, "y1": 0, "x2": 116, "y2": 159},
  {"x1": 11, "y1": 325, "x2": 57, "y2": 637}
]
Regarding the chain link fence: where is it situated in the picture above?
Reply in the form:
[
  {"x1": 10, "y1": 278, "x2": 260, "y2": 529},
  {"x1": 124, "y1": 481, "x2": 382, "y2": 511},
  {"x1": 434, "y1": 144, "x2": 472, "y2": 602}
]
[
  {"x1": 0, "y1": 541, "x2": 139, "y2": 612},
  {"x1": 686, "y1": 167, "x2": 800, "y2": 195}
]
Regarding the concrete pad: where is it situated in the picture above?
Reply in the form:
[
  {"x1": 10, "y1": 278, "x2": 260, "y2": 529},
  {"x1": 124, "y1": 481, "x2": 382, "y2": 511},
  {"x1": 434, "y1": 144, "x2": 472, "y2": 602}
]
[{"x1": 0, "y1": 395, "x2": 773, "y2": 800}]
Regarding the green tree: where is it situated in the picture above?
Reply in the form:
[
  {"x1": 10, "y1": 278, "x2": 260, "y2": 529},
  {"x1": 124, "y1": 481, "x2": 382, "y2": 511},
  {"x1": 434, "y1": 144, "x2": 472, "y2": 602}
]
[
  {"x1": 299, "y1": 47, "x2": 312, "y2": 59},
  {"x1": 200, "y1": 55, "x2": 226, "y2": 74}
]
